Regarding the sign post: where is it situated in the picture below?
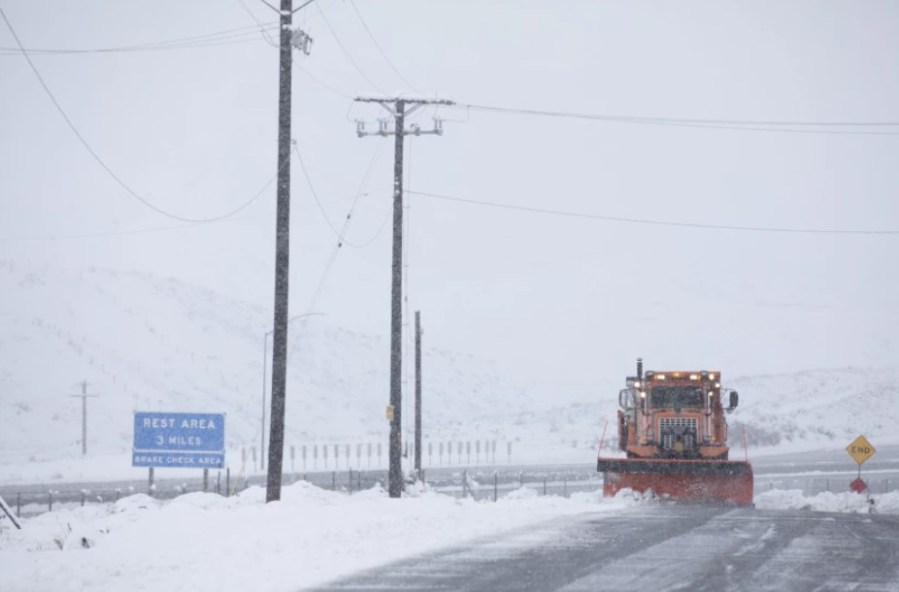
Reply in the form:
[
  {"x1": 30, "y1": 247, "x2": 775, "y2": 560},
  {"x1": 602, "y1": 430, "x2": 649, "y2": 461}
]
[
  {"x1": 133, "y1": 412, "x2": 226, "y2": 469},
  {"x1": 846, "y1": 434, "x2": 876, "y2": 493}
]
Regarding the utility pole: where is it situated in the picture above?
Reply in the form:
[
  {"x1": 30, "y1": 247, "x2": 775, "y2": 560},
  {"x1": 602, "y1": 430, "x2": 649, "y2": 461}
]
[
  {"x1": 414, "y1": 310, "x2": 422, "y2": 475},
  {"x1": 70, "y1": 380, "x2": 98, "y2": 456},
  {"x1": 266, "y1": 0, "x2": 314, "y2": 504},
  {"x1": 354, "y1": 96, "x2": 453, "y2": 497}
]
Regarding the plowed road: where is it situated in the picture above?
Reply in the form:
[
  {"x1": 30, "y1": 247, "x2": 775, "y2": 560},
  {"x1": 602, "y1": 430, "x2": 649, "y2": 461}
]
[{"x1": 309, "y1": 505, "x2": 899, "y2": 592}]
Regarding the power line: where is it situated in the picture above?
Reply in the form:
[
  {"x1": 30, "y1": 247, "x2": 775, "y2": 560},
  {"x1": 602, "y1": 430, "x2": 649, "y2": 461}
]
[
  {"x1": 0, "y1": 22, "x2": 279, "y2": 55},
  {"x1": 235, "y1": 0, "x2": 281, "y2": 48},
  {"x1": 463, "y1": 103, "x2": 899, "y2": 127},
  {"x1": 304, "y1": 138, "x2": 387, "y2": 315},
  {"x1": 0, "y1": 36, "x2": 266, "y2": 55},
  {"x1": 407, "y1": 190, "x2": 899, "y2": 236},
  {"x1": 292, "y1": 141, "x2": 388, "y2": 248},
  {"x1": 349, "y1": 198, "x2": 393, "y2": 248},
  {"x1": 294, "y1": 143, "x2": 347, "y2": 239},
  {"x1": 346, "y1": 0, "x2": 422, "y2": 95},
  {"x1": 454, "y1": 103, "x2": 899, "y2": 136},
  {"x1": 295, "y1": 62, "x2": 355, "y2": 100},
  {"x1": 314, "y1": 1, "x2": 387, "y2": 94},
  {"x1": 0, "y1": 186, "x2": 388, "y2": 243},
  {"x1": 1, "y1": 6, "x2": 279, "y2": 223}
]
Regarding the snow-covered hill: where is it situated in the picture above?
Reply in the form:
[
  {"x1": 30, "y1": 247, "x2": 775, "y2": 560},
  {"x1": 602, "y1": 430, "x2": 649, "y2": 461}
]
[
  {"x1": 0, "y1": 260, "x2": 559, "y2": 467},
  {"x1": 728, "y1": 368, "x2": 899, "y2": 450},
  {"x1": 1, "y1": 260, "x2": 897, "y2": 483}
]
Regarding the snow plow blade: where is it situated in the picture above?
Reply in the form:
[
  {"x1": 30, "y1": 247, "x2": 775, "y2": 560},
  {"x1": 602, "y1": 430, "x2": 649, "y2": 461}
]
[{"x1": 597, "y1": 457, "x2": 754, "y2": 505}]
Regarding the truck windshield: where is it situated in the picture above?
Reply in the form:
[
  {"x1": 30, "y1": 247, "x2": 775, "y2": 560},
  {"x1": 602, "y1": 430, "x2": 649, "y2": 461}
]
[{"x1": 650, "y1": 386, "x2": 704, "y2": 408}]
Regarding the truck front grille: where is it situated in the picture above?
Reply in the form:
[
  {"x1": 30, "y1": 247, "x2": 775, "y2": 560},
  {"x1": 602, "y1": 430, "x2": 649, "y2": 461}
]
[{"x1": 659, "y1": 417, "x2": 698, "y2": 451}]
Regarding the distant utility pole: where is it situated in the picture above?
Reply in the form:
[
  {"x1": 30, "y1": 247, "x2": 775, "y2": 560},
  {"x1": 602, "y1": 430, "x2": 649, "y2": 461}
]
[
  {"x1": 414, "y1": 310, "x2": 422, "y2": 475},
  {"x1": 266, "y1": 0, "x2": 315, "y2": 504},
  {"x1": 354, "y1": 96, "x2": 453, "y2": 498},
  {"x1": 70, "y1": 380, "x2": 99, "y2": 455}
]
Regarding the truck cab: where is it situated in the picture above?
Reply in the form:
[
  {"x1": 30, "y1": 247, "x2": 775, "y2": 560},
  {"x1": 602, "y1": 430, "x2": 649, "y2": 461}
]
[{"x1": 617, "y1": 361, "x2": 738, "y2": 461}]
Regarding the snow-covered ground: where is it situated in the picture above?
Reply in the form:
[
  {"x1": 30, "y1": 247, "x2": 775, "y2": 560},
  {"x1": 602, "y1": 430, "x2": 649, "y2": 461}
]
[
  {"x1": 2, "y1": 481, "x2": 896, "y2": 592},
  {"x1": 0, "y1": 482, "x2": 633, "y2": 592},
  {"x1": 755, "y1": 488, "x2": 899, "y2": 514}
]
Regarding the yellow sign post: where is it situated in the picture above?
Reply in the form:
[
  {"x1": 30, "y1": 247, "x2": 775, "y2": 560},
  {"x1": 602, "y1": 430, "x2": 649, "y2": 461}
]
[
  {"x1": 846, "y1": 435, "x2": 876, "y2": 494},
  {"x1": 846, "y1": 435, "x2": 876, "y2": 465}
]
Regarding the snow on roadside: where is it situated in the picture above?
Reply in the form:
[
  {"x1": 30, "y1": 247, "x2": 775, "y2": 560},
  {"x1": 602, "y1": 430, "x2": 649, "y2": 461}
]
[
  {"x1": 755, "y1": 489, "x2": 899, "y2": 514},
  {"x1": 0, "y1": 482, "x2": 632, "y2": 592}
]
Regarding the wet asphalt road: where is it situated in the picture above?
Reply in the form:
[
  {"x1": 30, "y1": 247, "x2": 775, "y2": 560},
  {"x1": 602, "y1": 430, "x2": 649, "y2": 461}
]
[{"x1": 307, "y1": 505, "x2": 899, "y2": 592}]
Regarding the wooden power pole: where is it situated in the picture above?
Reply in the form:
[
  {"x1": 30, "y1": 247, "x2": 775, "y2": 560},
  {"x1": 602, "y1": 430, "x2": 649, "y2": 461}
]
[
  {"x1": 266, "y1": 0, "x2": 314, "y2": 503},
  {"x1": 354, "y1": 97, "x2": 452, "y2": 497}
]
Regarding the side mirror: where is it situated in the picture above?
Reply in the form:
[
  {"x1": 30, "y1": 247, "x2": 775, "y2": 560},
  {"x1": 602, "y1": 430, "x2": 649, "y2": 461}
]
[
  {"x1": 618, "y1": 388, "x2": 634, "y2": 410},
  {"x1": 727, "y1": 390, "x2": 739, "y2": 412}
]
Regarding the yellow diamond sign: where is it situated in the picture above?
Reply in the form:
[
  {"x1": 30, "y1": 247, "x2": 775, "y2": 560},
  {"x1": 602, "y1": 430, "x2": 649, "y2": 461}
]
[{"x1": 846, "y1": 435, "x2": 876, "y2": 465}]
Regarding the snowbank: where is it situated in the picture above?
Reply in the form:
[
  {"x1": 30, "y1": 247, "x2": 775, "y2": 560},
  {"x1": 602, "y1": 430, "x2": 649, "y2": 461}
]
[
  {"x1": 755, "y1": 489, "x2": 899, "y2": 514},
  {"x1": 0, "y1": 481, "x2": 628, "y2": 592}
]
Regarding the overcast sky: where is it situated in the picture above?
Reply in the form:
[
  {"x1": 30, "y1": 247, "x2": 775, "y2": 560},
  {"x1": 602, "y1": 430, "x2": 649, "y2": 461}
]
[{"x1": 2, "y1": 0, "x2": 898, "y2": 397}]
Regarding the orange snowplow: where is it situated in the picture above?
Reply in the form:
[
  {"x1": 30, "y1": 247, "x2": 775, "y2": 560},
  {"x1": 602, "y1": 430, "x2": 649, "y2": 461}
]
[{"x1": 596, "y1": 359, "x2": 753, "y2": 505}]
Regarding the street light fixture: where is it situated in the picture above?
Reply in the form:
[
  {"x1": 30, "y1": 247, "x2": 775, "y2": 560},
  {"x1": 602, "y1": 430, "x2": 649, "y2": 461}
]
[{"x1": 261, "y1": 312, "x2": 325, "y2": 471}]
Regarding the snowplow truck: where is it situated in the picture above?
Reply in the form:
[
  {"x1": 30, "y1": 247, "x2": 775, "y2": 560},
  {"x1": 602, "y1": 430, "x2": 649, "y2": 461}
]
[{"x1": 596, "y1": 359, "x2": 753, "y2": 505}]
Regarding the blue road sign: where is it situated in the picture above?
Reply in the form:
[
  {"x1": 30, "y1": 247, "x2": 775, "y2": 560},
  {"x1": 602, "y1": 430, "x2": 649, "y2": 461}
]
[{"x1": 133, "y1": 412, "x2": 225, "y2": 468}]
